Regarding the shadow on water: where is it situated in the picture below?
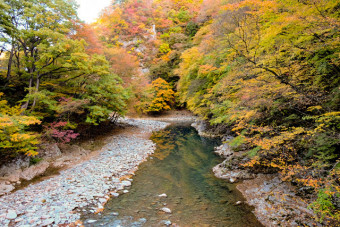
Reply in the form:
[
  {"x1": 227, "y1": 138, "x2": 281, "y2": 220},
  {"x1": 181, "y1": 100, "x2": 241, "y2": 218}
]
[{"x1": 82, "y1": 124, "x2": 263, "y2": 226}]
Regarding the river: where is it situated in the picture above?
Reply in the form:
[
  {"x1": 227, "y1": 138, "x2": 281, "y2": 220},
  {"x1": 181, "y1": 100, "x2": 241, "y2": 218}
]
[{"x1": 82, "y1": 123, "x2": 262, "y2": 226}]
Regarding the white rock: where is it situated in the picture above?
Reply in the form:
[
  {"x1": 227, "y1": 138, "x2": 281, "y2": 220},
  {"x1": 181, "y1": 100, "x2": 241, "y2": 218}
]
[
  {"x1": 121, "y1": 180, "x2": 132, "y2": 187},
  {"x1": 99, "y1": 198, "x2": 107, "y2": 203},
  {"x1": 235, "y1": 201, "x2": 242, "y2": 205},
  {"x1": 6, "y1": 210, "x2": 17, "y2": 219},
  {"x1": 230, "y1": 178, "x2": 236, "y2": 183},
  {"x1": 158, "y1": 193, "x2": 167, "y2": 198},
  {"x1": 164, "y1": 220, "x2": 172, "y2": 226},
  {"x1": 111, "y1": 192, "x2": 119, "y2": 197},
  {"x1": 123, "y1": 190, "x2": 129, "y2": 193},
  {"x1": 160, "y1": 207, "x2": 172, "y2": 213},
  {"x1": 87, "y1": 219, "x2": 97, "y2": 223}
]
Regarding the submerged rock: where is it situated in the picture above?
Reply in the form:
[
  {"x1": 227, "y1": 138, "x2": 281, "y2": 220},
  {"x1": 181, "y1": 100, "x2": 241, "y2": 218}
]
[
  {"x1": 110, "y1": 192, "x2": 119, "y2": 197},
  {"x1": 160, "y1": 207, "x2": 172, "y2": 214},
  {"x1": 161, "y1": 220, "x2": 172, "y2": 226},
  {"x1": 158, "y1": 193, "x2": 167, "y2": 198}
]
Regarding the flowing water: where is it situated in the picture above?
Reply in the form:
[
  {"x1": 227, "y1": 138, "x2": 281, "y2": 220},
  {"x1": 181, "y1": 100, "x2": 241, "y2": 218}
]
[{"x1": 82, "y1": 124, "x2": 262, "y2": 226}]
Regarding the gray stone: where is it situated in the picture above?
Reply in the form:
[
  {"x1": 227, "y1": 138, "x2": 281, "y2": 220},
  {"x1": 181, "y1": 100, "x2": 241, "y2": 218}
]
[{"x1": 20, "y1": 161, "x2": 50, "y2": 181}]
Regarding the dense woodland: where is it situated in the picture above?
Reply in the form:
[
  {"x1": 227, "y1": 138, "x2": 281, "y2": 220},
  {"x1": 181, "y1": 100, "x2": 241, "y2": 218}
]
[{"x1": 0, "y1": 0, "x2": 339, "y2": 224}]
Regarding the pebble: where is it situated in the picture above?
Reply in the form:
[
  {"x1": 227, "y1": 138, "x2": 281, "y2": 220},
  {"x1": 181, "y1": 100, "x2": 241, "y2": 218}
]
[
  {"x1": 110, "y1": 192, "x2": 119, "y2": 197},
  {"x1": 230, "y1": 178, "x2": 236, "y2": 183},
  {"x1": 87, "y1": 219, "x2": 97, "y2": 223},
  {"x1": 6, "y1": 210, "x2": 17, "y2": 219},
  {"x1": 158, "y1": 193, "x2": 167, "y2": 198},
  {"x1": 121, "y1": 181, "x2": 131, "y2": 187},
  {"x1": 160, "y1": 207, "x2": 172, "y2": 214},
  {"x1": 0, "y1": 118, "x2": 170, "y2": 226},
  {"x1": 235, "y1": 201, "x2": 242, "y2": 205},
  {"x1": 164, "y1": 220, "x2": 172, "y2": 226}
]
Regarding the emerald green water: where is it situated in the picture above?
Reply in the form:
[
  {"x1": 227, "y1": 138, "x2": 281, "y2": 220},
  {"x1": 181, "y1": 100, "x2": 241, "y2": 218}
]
[{"x1": 84, "y1": 124, "x2": 262, "y2": 226}]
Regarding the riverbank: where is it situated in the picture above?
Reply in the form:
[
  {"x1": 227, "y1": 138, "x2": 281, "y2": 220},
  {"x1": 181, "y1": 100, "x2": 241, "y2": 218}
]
[
  {"x1": 192, "y1": 119, "x2": 321, "y2": 226},
  {"x1": 0, "y1": 118, "x2": 170, "y2": 226}
]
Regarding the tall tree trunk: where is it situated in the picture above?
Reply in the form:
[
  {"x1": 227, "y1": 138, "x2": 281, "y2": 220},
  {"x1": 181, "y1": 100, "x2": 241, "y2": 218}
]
[
  {"x1": 15, "y1": 49, "x2": 20, "y2": 72},
  {"x1": 6, "y1": 46, "x2": 14, "y2": 81},
  {"x1": 31, "y1": 76, "x2": 40, "y2": 111},
  {"x1": 21, "y1": 76, "x2": 33, "y2": 110}
]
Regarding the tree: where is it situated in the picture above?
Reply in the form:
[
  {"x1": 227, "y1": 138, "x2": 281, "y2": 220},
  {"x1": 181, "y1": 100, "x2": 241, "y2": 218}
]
[
  {"x1": 135, "y1": 78, "x2": 175, "y2": 114},
  {"x1": 84, "y1": 73, "x2": 130, "y2": 125}
]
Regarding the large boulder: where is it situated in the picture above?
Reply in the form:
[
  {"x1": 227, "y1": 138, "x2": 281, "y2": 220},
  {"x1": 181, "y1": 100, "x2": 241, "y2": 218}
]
[
  {"x1": 237, "y1": 174, "x2": 320, "y2": 226},
  {"x1": 20, "y1": 161, "x2": 50, "y2": 181},
  {"x1": 38, "y1": 143, "x2": 62, "y2": 159},
  {"x1": 0, "y1": 156, "x2": 30, "y2": 178}
]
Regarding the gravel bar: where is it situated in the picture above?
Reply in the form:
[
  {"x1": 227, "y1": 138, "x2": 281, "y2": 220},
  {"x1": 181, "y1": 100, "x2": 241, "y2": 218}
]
[{"x1": 0, "y1": 118, "x2": 169, "y2": 226}]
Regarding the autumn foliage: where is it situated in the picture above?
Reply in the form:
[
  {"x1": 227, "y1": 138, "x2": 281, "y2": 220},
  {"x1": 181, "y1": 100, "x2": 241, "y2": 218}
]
[
  {"x1": 135, "y1": 78, "x2": 175, "y2": 114},
  {"x1": 0, "y1": 93, "x2": 41, "y2": 156}
]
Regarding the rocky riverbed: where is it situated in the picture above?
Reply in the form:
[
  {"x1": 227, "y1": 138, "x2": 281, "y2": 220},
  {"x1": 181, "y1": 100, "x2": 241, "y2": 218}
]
[
  {"x1": 211, "y1": 135, "x2": 321, "y2": 226},
  {"x1": 0, "y1": 118, "x2": 169, "y2": 226}
]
